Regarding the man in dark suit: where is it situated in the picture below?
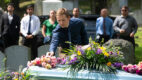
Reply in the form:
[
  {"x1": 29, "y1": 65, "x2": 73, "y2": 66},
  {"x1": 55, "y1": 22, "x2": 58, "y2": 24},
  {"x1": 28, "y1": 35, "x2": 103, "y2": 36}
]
[{"x1": 0, "y1": 3, "x2": 20, "y2": 48}]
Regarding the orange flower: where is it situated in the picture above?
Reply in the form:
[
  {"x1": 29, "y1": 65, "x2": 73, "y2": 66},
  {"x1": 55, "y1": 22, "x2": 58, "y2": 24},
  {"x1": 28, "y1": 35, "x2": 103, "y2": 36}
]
[
  {"x1": 107, "y1": 62, "x2": 111, "y2": 66},
  {"x1": 21, "y1": 72, "x2": 24, "y2": 76}
]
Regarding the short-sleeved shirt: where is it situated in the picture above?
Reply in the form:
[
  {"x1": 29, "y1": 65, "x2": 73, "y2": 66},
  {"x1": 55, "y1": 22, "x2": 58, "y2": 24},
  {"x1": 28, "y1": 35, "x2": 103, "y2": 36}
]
[{"x1": 42, "y1": 19, "x2": 58, "y2": 36}]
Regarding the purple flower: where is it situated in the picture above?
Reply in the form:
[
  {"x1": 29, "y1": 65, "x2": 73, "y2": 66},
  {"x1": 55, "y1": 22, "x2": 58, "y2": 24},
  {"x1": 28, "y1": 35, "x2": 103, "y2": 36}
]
[
  {"x1": 96, "y1": 48, "x2": 102, "y2": 54},
  {"x1": 60, "y1": 58, "x2": 66, "y2": 65},
  {"x1": 69, "y1": 57, "x2": 77, "y2": 65},
  {"x1": 113, "y1": 62, "x2": 123, "y2": 68},
  {"x1": 109, "y1": 51, "x2": 113, "y2": 55},
  {"x1": 79, "y1": 49, "x2": 85, "y2": 55},
  {"x1": 92, "y1": 48, "x2": 95, "y2": 51}
]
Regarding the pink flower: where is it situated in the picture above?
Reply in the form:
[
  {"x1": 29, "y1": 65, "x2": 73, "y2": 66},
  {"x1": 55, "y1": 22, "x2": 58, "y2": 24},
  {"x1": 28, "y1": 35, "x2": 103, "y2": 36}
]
[
  {"x1": 51, "y1": 57, "x2": 57, "y2": 64},
  {"x1": 122, "y1": 65, "x2": 128, "y2": 72},
  {"x1": 57, "y1": 57, "x2": 62, "y2": 64},
  {"x1": 35, "y1": 58, "x2": 41, "y2": 65},
  {"x1": 136, "y1": 69, "x2": 142, "y2": 75},
  {"x1": 41, "y1": 62, "x2": 47, "y2": 67},
  {"x1": 51, "y1": 63, "x2": 56, "y2": 68}
]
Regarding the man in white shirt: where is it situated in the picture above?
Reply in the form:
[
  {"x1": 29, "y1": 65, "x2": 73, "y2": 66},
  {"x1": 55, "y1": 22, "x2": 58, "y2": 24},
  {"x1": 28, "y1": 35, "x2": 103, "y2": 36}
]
[{"x1": 20, "y1": 5, "x2": 40, "y2": 60}]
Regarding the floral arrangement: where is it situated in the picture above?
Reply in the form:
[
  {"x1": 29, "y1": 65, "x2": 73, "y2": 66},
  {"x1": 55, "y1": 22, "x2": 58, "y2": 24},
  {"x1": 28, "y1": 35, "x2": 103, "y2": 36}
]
[
  {"x1": 122, "y1": 61, "x2": 142, "y2": 75},
  {"x1": 58, "y1": 39, "x2": 124, "y2": 73},
  {"x1": 27, "y1": 55, "x2": 57, "y2": 69},
  {"x1": 11, "y1": 71, "x2": 32, "y2": 80}
]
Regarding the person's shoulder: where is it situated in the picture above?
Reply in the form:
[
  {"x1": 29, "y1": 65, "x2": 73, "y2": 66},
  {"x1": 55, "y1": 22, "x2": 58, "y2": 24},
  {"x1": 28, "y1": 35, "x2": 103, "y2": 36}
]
[
  {"x1": 13, "y1": 14, "x2": 20, "y2": 18},
  {"x1": 70, "y1": 18, "x2": 83, "y2": 23},
  {"x1": 21, "y1": 15, "x2": 27, "y2": 20},
  {"x1": 32, "y1": 15, "x2": 40, "y2": 20},
  {"x1": 116, "y1": 16, "x2": 122, "y2": 19},
  {"x1": 96, "y1": 17, "x2": 103, "y2": 20},
  {"x1": 53, "y1": 24, "x2": 61, "y2": 32},
  {"x1": 43, "y1": 19, "x2": 49, "y2": 23},
  {"x1": 2, "y1": 13, "x2": 8, "y2": 17},
  {"x1": 107, "y1": 17, "x2": 113, "y2": 22},
  {"x1": 128, "y1": 15, "x2": 136, "y2": 20}
]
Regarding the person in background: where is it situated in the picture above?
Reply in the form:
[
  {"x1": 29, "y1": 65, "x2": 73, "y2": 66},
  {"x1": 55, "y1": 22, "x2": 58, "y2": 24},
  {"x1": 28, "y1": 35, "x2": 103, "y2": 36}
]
[
  {"x1": 0, "y1": 3, "x2": 20, "y2": 48},
  {"x1": 95, "y1": 8, "x2": 113, "y2": 44},
  {"x1": 0, "y1": 7, "x2": 4, "y2": 17},
  {"x1": 42, "y1": 10, "x2": 58, "y2": 44},
  {"x1": 20, "y1": 4, "x2": 40, "y2": 60},
  {"x1": 72, "y1": 8, "x2": 85, "y2": 22},
  {"x1": 72, "y1": 8, "x2": 80, "y2": 18},
  {"x1": 113, "y1": 6, "x2": 138, "y2": 48},
  {"x1": 46, "y1": 8, "x2": 89, "y2": 57}
]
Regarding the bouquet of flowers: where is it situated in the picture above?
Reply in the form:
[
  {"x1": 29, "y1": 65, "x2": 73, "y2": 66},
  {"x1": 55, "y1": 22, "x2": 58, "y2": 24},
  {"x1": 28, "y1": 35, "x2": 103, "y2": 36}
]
[
  {"x1": 27, "y1": 55, "x2": 57, "y2": 69},
  {"x1": 58, "y1": 39, "x2": 124, "y2": 73},
  {"x1": 122, "y1": 61, "x2": 142, "y2": 75}
]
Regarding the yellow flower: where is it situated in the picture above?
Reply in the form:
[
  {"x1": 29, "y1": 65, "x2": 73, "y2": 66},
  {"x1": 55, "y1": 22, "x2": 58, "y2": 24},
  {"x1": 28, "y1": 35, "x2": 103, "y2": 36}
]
[
  {"x1": 138, "y1": 61, "x2": 142, "y2": 66},
  {"x1": 93, "y1": 41, "x2": 97, "y2": 44},
  {"x1": 14, "y1": 78, "x2": 18, "y2": 80},
  {"x1": 77, "y1": 51, "x2": 81, "y2": 56},
  {"x1": 104, "y1": 52, "x2": 109, "y2": 57},
  {"x1": 117, "y1": 51, "x2": 120, "y2": 54},
  {"x1": 107, "y1": 62, "x2": 111, "y2": 66},
  {"x1": 99, "y1": 46, "x2": 106, "y2": 51},
  {"x1": 87, "y1": 47, "x2": 91, "y2": 50}
]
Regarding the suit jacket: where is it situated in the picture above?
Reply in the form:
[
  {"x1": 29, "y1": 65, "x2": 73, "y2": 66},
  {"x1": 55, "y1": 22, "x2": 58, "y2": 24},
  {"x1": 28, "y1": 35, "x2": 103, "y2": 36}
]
[
  {"x1": 0, "y1": 13, "x2": 20, "y2": 40},
  {"x1": 49, "y1": 18, "x2": 89, "y2": 52}
]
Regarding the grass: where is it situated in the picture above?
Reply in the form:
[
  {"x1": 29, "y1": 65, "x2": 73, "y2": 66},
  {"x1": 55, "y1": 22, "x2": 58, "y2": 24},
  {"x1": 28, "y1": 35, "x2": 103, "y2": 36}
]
[{"x1": 135, "y1": 27, "x2": 142, "y2": 63}]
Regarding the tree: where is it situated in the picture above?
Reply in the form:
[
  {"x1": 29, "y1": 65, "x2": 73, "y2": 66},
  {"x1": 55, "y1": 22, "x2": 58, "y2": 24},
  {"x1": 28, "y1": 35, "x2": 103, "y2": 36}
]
[
  {"x1": 0, "y1": 0, "x2": 10, "y2": 10},
  {"x1": 11, "y1": 0, "x2": 20, "y2": 9},
  {"x1": 90, "y1": 0, "x2": 114, "y2": 14}
]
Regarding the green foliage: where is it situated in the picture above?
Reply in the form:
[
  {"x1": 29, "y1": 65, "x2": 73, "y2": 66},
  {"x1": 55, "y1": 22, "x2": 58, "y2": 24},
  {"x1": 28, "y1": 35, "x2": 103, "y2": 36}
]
[
  {"x1": 0, "y1": 58, "x2": 10, "y2": 80},
  {"x1": 11, "y1": 65, "x2": 36, "y2": 80}
]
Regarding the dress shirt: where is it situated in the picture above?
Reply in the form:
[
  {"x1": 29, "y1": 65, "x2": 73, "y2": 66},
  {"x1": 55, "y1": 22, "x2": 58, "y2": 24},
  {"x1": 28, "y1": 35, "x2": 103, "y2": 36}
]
[
  {"x1": 49, "y1": 18, "x2": 89, "y2": 53},
  {"x1": 113, "y1": 15, "x2": 138, "y2": 36},
  {"x1": 96, "y1": 17, "x2": 113, "y2": 37},
  {"x1": 20, "y1": 14, "x2": 40, "y2": 37},
  {"x1": 8, "y1": 13, "x2": 13, "y2": 24}
]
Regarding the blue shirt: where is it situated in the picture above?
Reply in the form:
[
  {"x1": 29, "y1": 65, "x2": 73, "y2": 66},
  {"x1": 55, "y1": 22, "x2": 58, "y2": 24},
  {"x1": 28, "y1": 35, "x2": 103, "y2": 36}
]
[
  {"x1": 96, "y1": 17, "x2": 113, "y2": 37},
  {"x1": 49, "y1": 18, "x2": 89, "y2": 53}
]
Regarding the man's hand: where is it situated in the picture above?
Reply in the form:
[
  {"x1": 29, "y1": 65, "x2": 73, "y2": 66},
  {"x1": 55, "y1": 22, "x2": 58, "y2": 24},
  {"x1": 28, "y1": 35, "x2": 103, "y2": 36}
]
[
  {"x1": 26, "y1": 35, "x2": 34, "y2": 39},
  {"x1": 46, "y1": 52, "x2": 54, "y2": 57},
  {"x1": 130, "y1": 33, "x2": 134, "y2": 37},
  {"x1": 120, "y1": 29, "x2": 125, "y2": 33}
]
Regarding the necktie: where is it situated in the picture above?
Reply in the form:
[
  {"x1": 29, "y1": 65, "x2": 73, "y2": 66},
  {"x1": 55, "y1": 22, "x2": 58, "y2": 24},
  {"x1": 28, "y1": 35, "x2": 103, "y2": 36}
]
[
  {"x1": 68, "y1": 26, "x2": 71, "y2": 49},
  {"x1": 28, "y1": 16, "x2": 31, "y2": 35},
  {"x1": 103, "y1": 18, "x2": 106, "y2": 35}
]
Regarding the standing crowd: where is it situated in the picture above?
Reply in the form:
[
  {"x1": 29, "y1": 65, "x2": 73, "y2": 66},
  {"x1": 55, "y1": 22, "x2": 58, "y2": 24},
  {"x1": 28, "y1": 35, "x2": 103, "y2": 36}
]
[{"x1": 0, "y1": 3, "x2": 138, "y2": 60}]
